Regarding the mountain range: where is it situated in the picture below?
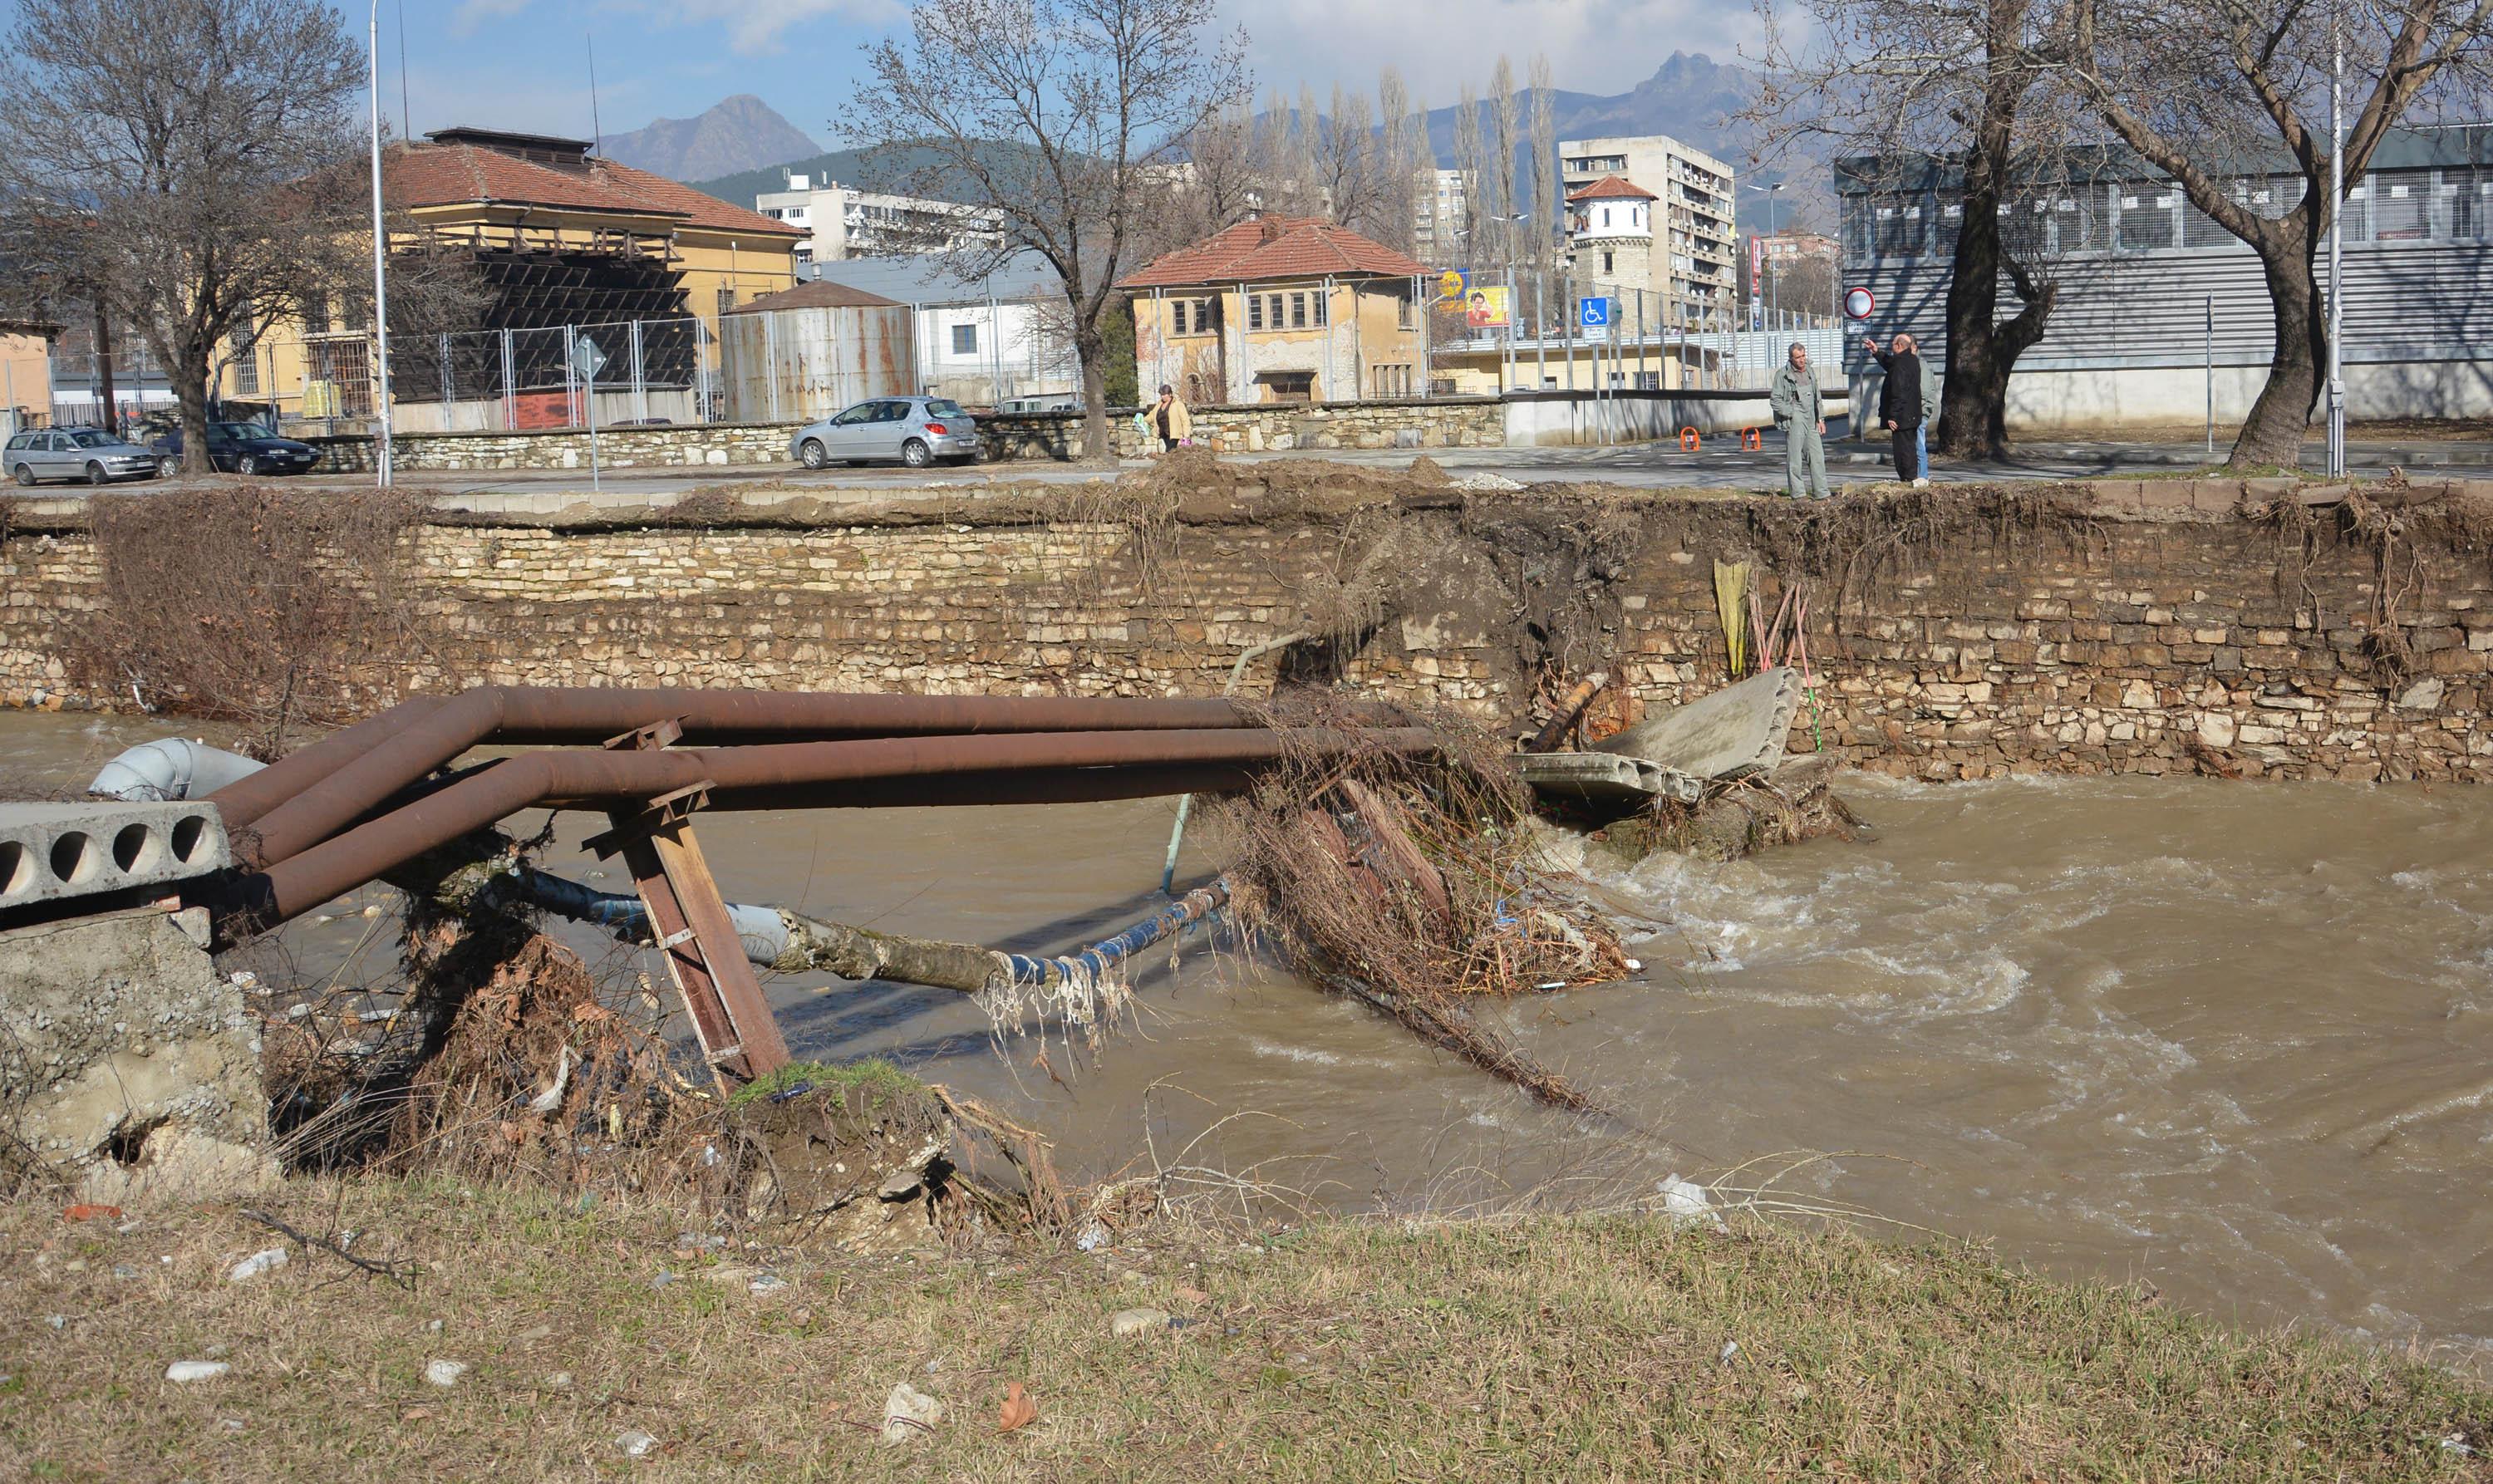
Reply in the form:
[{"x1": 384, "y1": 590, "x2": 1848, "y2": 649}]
[
  {"x1": 661, "y1": 53, "x2": 1811, "y2": 231},
  {"x1": 597, "y1": 95, "x2": 819, "y2": 184}
]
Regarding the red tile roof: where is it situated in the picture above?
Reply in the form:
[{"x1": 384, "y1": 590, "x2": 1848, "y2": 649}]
[
  {"x1": 1566, "y1": 177, "x2": 1657, "y2": 202},
  {"x1": 381, "y1": 141, "x2": 802, "y2": 238},
  {"x1": 1118, "y1": 216, "x2": 1427, "y2": 289}
]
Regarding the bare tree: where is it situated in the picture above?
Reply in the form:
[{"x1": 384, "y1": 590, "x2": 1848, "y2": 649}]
[
  {"x1": 845, "y1": 0, "x2": 1246, "y2": 459},
  {"x1": 1158, "y1": 99, "x2": 1264, "y2": 253},
  {"x1": 1453, "y1": 82, "x2": 1488, "y2": 268},
  {"x1": 1320, "y1": 85, "x2": 1383, "y2": 234},
  {"x1": 2048, "y1": 0, "x2": 2493, "y2": 464},
  {"x1": 1747, "y1": 0, "x2": 2073, "y2": 458},
  {"x1": 1376, "y1": 67, "x2": 1424, "y2": 258},
  {"x1": 1527, "y1": 55, "x2": 1559, "y2": 280},
  {"x1": 0, "y1": 0, "x2": 364, "y2": 469},
  {"x1": 1488, "y1": 57, "x2": 1521, "y2": 269}
]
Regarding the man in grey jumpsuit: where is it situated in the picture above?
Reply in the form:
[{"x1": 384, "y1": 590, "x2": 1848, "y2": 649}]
[{"x1": 1769, "y1": 342, "x2": 1829, "y2": 499}]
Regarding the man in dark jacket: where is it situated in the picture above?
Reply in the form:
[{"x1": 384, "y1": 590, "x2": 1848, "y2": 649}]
[{"x1": 1877, "y1": 337, "x2": 1930, "y2": 487}]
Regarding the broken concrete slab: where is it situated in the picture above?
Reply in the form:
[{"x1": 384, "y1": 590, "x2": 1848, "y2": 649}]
[
  {"x1": 0, "y1": 800, "x2": 229, "y2": 915},
  {"x1": 1595, "y1": 667, "x2": 1802, "y2": 780},
  {"x1": 1512, "y1": 750, "x2": 1704, "y2": 807}
]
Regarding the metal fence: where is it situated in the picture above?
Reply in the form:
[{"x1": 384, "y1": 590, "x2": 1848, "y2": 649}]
[{"x1": 1420, "y1": 264, "x2": 1841, "y2": 396}]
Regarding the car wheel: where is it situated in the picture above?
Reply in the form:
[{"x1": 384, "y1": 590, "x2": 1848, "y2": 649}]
[
  {"x1": 799, "y1": 438, "x2": 829, "y2": 469},
  {"x1": 237, "y1": 455, "x2": 257, "y2": 476},
  {"x1": 10, "y1": 462, "x2": 31, "y2": 486},
  {"x1": 901, "y1": 438, "x2": 932, "y2": 469},
  {"x1": 85, "y1": 460, "x2": 107, "y2": 486}
]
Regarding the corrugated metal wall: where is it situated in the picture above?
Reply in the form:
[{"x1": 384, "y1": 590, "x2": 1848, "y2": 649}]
[{"x1": 718, "y1": 305, "x2": 914, "y2": 423}]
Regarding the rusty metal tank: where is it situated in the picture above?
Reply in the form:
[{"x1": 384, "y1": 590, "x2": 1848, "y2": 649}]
[{"x1": 718, "y1": 282, "x2": 914, "y2": 423}]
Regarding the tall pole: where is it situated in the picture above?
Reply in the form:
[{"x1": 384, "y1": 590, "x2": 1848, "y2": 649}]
[
  {"x1": 2327, "y1": 0, "x2": 2346, "y2": 478},
  {"x1": 1768, "y1": 184, "x2": 1781, "y2": 331},
  {"x1": 367, "y1": 0, "x2": 395, "y2": 489}
]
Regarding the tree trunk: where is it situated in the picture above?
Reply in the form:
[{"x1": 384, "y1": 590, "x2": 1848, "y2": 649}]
[
  {"x1": 2229, "y1": 238, "x2": 2323, "y2": 469},
  {"x1": 1075, "y1": 324, "x2": 1113, "y2": 464},
  {"x1": 171, "y1": 330, "x2": 214, "y2": 476},
  {"x1": 1934, "y1": 0, "x2": 2054, "y2": 461}
]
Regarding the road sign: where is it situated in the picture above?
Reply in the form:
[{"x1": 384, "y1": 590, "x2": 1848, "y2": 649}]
[
  {"x1": 571, "y1": 335, "x2": 608, "y2": 381},
  {"x1": 1578, "y1": 296, "x2": 1610, "y2": 330},
  {"x1": 1436, "y1": 268, "x2": 1468, "y2": 303},
  {"x1": 1750, "y1": 297, "x2": 1763, "y2": 331},
  {"x1": 1842, "y1": 287, "x2": 1876, "y2": 320}
]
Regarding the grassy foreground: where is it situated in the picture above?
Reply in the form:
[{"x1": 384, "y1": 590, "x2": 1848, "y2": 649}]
[{"x1": 3, "y1": 1182, "x2": 2489, "y2": 1482}]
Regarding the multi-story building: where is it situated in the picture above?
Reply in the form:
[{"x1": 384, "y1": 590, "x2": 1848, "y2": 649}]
[
  {"x1": 1560, "y1": 135, "x2": 1737, "y2": 331},
  {"x1": 1413, "y1": 168, "x2": 1473, "y2": 268},
  {"x1": 755, "y1": 173, "x2": 998, "y2": 267}
]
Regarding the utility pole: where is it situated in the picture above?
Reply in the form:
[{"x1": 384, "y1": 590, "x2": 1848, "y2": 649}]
[
  {"x1": 368, "y1": 0, "x2": 396, "y2": 489},
  {"x1": 2325, "y1": 0, "x2": 2346, "y2": 478},
  {"x1": 91, "y1": 302, "x2": 116, "y2": 434}
]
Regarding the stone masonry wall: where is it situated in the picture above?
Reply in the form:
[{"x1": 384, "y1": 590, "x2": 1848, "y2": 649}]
[
  {"x1": 298, "y1": 397, "x2": 1514, "y2": 473},
  {"x1": 5, "y1": 476, "x2": 2491, "y2": 783}
]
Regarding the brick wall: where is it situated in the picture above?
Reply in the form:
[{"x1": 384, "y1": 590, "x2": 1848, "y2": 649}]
[{"x1": 6, "y1": 478, "x2": 2490, "y2": 783}]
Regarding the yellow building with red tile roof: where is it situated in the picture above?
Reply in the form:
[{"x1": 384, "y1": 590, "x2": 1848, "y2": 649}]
[
  {"x1": 221, "y1": 127, "x2": 802, "y2": 427},
  {"x1": 1118, "y1": 217, "x2": 1428, "y2": 405}
]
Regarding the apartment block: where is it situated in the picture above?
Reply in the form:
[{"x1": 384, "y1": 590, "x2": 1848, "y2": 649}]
[
  {"x1": 755, "y1": 173, "x2": 999, "y2": 267},
  {"x1": 1560, "y1": 135, "x2": 1737, "y2": 330}
]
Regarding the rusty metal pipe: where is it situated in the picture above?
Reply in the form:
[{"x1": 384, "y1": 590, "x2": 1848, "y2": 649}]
[
  {"x1": 231, "y1": 688, "x2": 1336, "y2": 869},
  {"x1": 239, "y1": 728, "x2": 1432, "y2": 927},
  {"x1": 208, "y1": 697, "x2": 448, "y2": 830}
]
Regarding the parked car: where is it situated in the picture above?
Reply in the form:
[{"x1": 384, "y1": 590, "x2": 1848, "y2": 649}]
[
  {"x1": 5, "y1": 426, "x2": 163, "y2": 485},
  {"x1": 150, "y1": 420, "x2": 321, "y2": 476},
  {"x1": 789, "y1": 396, "x2": 981, "y2": 469},
  {"x1": 995, "y1": 394, "x2": 1079, "y2": 415}
]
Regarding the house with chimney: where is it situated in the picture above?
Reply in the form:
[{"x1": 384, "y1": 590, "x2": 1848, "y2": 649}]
[{"x1": 1119, "y1": 216, "x2": 1428, "y2": 405}]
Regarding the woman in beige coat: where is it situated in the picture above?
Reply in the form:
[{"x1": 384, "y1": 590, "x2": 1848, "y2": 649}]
[{"x1": 1150, "y1": 384, "x2": 1192, "y2": 453}]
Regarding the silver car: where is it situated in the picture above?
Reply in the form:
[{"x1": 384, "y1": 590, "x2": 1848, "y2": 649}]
[
  {"x1": 6, "y1": 426, "x2": 163, "y2": 485},
  {"x1": 789, "y1": 396, "x2": 981, "y2": 469}
]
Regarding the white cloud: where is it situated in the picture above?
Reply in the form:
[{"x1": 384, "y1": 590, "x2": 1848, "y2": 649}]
[
  {"x1": 661, "y1": 0, "x2": 904, "y2": 57},
  {"x1": 450, "y1": 0, "x2": 535, "y2": 41}
]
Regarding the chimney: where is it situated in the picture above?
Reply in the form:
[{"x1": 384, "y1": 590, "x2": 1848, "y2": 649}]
[{"x1": 1258, "y1": 218, "x2": 1286, "y2": 244}]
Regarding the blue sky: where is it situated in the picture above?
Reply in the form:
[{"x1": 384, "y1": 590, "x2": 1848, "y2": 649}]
[{"x1": 399, "y1": 0, "x2": 1753, "y2": 149}]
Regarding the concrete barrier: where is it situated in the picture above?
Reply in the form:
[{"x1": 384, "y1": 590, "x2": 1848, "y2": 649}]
[{"x1": 0, "y1": 800, "x2": 229, "y2": 916}]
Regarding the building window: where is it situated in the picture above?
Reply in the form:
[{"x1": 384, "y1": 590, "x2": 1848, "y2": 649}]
[
  {"x1": 1603, "y1": 251, "x2": 1615, "y2": 273},
  {"x1": 1248, "y1": 294, "x2": 1264, "y2": 331},
  {"x1": 1289, "y1": 292, "x2": 1307, "y2": 329},
  {"x1": 1310, "y1": 292, "x2": 1328, "y2": 328},
  {"x1": 230, "y1": 327, "x2": 259, "y2": 396},
  {"x1": 1172, "y1": 297, "x2": 1216, "y2": 336},
  {"x1": 716, "y1": 287, "x2": 738, "y2": 318},
  {"x1": 952, "y1": 323, "x2": 978, "y2": 355}
]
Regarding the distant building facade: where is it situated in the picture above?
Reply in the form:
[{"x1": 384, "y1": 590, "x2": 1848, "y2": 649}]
[
  {"x1": 755, "y1": 173, "x2": 999, "y2": 267},
  {"x1": 1561, "y1": 135, "x2": 1737, "y2": 332},
  {"x1": 805, "y1": 251, "x2": 1078, "y2": 405},
  {"x1": 1119, "y1": 216, "x2": 1428, "y2": 405},
  {"x1": 1413, "y1": 169, "x2": 1473, "y2": 268},
  {"x1": 1837, "y1": 125, "x2": 2493, "y2": 426}
]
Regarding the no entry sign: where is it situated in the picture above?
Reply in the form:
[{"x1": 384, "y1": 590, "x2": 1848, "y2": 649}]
[{"x1": 1843, "y1": 287, "x2": 1876, "y2": 320}]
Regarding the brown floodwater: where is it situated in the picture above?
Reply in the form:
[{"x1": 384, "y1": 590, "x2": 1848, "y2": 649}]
[{"x1": 9, "y1": 710, "x2": 2493, "y2": 1359}]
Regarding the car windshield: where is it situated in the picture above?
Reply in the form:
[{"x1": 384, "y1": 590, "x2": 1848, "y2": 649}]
[
  {"x1": 211, "y1": 423, "x2": 265, "y2": 440},
  {"x1": 66, "y1": 430, "x2": 118, "y2": 448},
  {"x1": 923, "y1": 400, "x2": 965, "y2": 418}
]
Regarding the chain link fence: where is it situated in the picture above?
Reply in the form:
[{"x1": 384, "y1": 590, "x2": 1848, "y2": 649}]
[{"x1": 1421, "y1": 263, "x2": 1841, "y2": 396}]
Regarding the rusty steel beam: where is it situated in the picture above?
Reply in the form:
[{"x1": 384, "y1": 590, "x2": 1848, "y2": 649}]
[
  {"x1": 226, "y1": 688, "x2": 1339, "y2": 870},
  {"x1": 229, "y1": 728, "x2": 1431, "y2": 930}
]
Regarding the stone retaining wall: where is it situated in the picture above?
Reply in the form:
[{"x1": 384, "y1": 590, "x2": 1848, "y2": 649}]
[{"x1": 7, "y1": 475, "x2": 2491, "y2": 784}]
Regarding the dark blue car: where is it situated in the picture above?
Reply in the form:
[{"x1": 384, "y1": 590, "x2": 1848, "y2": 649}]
[{"x1": 150, "y1": 420, "x2": 320, "y2": 476}]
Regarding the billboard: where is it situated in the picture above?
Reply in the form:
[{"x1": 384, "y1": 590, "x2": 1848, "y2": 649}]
[{"x1": 1463, "y1": 284, "x2": 1511, "y2": 329}]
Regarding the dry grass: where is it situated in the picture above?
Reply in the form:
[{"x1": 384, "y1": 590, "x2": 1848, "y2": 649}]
[{"x1": 4, "y1": 1182, "x2": 2489, "y2": 1481}]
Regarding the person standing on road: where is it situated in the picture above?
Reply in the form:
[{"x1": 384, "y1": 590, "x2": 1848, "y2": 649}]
[
  {"x1": 1874, "y1": 334, "x2": 1932, "y2": 487},
  {"x1": 1866, "y1": 333, "x2": 1939, "y2": 485},
  {"x1": 1152, "y1": 384, "x2": 1192, "y2": 455},
  {"x1": 1768, "y1": 342, "x2": 1829, "y2": 499}
]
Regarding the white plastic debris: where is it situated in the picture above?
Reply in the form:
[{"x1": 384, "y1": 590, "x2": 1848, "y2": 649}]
[
  {"x1": 881, "y1": 1381, "x2": 944, "y2": 1442},
  {"x1": 1657, "y1": 1174, "x2": 1729, "y2": 1232},
  {"x1": 228, "y1": 1248, "x2": 288, "y2": 1283},
  {"x1": 616, "y1": 1429, "x2": 657, "y2": 1457},
  {"x1": 1110, "y1": 1307, "x2": 1172, "y2": 1338},
  {"x1": 1718, "y1": 1339, "x2": 1740, "y2": 1364},
  {"x1": 1074, "y1": 1220, "x2": 1109, "y2": 1252},
  {"x1": 165, "y1": 1360, "x2": 231, "y2": 1383},
  {"x1": 423, "y1": 1359, "x2": 468, "y2": 1388}
]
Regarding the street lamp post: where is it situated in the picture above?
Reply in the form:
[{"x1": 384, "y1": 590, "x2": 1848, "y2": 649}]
[{"x1": 367, "y1": 0, "x2": 394, "y2": 489}]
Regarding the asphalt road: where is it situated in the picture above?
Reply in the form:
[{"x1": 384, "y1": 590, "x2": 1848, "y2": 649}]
[{"x1": 106, "y1": 426, "x2": 2493, "y2": 504}]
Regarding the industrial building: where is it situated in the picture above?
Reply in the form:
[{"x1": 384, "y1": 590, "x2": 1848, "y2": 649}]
[
  {"x1": 1836, "y1": 125, "x2": 2493, "y2": 426},
  {"x1": 805, "y1": 252, "x2": 1078, "y2": 406}
]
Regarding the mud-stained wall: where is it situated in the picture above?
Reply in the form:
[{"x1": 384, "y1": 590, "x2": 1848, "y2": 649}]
[{"x1": 6, "y1": 474, "x2": 2492, "y2": 784}]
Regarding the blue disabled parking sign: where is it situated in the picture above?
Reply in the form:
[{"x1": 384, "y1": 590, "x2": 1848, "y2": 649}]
[{"x1": 1578, "y1": 296, "x2": 1610, "y2": 329}]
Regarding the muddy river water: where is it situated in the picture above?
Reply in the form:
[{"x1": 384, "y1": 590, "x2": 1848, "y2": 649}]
[{"x1": 9, "y1": 710, "x2": 2493, "y2": 1359}]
